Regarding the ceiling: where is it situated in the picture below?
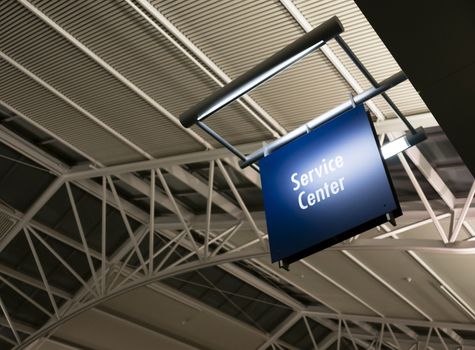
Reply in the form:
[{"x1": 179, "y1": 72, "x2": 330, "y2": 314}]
[
  {"x1": 354, "y1": 0, "x2": 475, "y2": 177},
  {"x1": 0, "y1": 1, "x2": 474, "y2": 350}
]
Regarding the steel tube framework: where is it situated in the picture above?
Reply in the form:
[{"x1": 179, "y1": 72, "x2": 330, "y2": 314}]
[
  {"x1": 240, "y1": 71, "x2": 407, "y2": 168},
  {"x1": 179, "y1": 16, "x2": 343, "y2": 128}
]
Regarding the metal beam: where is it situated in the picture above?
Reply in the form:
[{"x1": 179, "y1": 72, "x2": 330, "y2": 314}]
[
  {"x1": 0, "y1": 263, "x2": 71, "y2": 300},
  {"x1": 63, "y1": 141, "x2": 265, "y2": 181},
  {"x1": 318, "y1": 333, "x2": 338, "y2": 350},
  {"x1": 0, "y1": 315, "x2": 36, "y2": 334},
  {"x1": 451, "y1": 180, "x2": 475, "y2": 242},
  {"x1": 397, "y1": 153, "x2": 449, "y2": 241},
  {"x1": 14, "y1": 248, "x2": 269, "y2": 350},
  {"x1": 256, "y1": 312, "x2": 302, "y2": 350},
  {"x1": 330, "y1": 238, "x2": 475, "y2": 253},
  {"x1": 303, "y1": 309, "x2": 475, "y2": 331},
  {"x1": 0, "y1": 202, "x2": 103, "y2": 261},
  {"x1": 115, "y1": 172, "x2": 193, "y2": 220},
  {"x1": 154, "y1": 206, "x2": 455, "y2": 231},
  {"x1": 165, "y1": 165, "x2": 242, "y2": 219},
  {"x1": 327, "y1": 330, "x2": 475, "y2": 350},
  {"x1": 310, "y1": 317, "x2": 373, "y2": 350},
  {"x1": 0, "y1": 176, "x2": 64, "y2": 252},
  {"x1": 402, "y1": 139, "x2": 456, "y2": 210}
]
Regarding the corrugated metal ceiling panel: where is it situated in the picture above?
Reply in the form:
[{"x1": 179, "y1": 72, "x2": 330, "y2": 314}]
[
  {"x1": 0, "y1": 1, "x2": 203, "y2": 162},
  {"x1": 308, "y1": 249, "x2": 471, "y2": 322},
  {"x1": 294, "y1": 0, "x2": 428, "y2": 118},
  {"x1": 251, "y1": 55, "x2": 351, "y2": 130},
  {"x1": 0, "y1": 59, "x2": 138, "y2": 165},
  {"x1": 30, "y1": 0, "x2": 272, "y2": 147},
  {"x1": 156, "y1": 0, "x2": 353, "y2": 132}
]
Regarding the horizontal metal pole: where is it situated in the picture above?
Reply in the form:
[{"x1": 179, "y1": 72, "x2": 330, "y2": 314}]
[
  {"x1": 179, "y1": 16, "x2": 343, "y2": 128},
  {"x1": 240, "y1": 70, "x2": 407, "y2": 168}
]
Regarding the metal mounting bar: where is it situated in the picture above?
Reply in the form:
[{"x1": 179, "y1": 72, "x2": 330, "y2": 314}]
[
  {"x1": 196, "y1": 121, "x2": 260, "y2": 172},
  {"x1": 240, "y1": 70, "x2": 407, "y2": 168},
  {"x1": 179, "y1": 16, "x2": 343, "y2": 128},
  {"x1": 334, "y1": 35, "x2": 417, "y2": 134}
]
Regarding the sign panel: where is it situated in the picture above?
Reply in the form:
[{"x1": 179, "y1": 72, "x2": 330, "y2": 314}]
[{"x1": 259, "y1": 105, "x2": 401, "y2": 264}]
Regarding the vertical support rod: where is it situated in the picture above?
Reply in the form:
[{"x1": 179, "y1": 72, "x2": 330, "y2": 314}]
[
  {"x1": 304, "y1": 316, "x2": 319, "y2": 350},
  {"x1": 337, "y1": 318, "x2": 342, "y2": 350},
  {"x1": 451, "y1": 180, "x2": 475, "y2": 242},
  {"x1": 386, "y1": 324, "x2": 401, "y2": 350},
  {"x1": 29, "y1": 228, "x2": 97, "y2": 297},
  {"x1": 24, "y1": 228, "x2": 59, "y2": 319},
  {"x1": 149, "y1": 170, "x2": 156, "y2": 274},
  {"x1": 106, "y1": 176, "x2": 148, "y2": 272},
  {"x1": 0, "y1": 176, "x2": 64, "y2": 252},
  {"x1": 434, "y1": 328, "x2": 449, "y2": 350},
  {"x1": 0, "y1": 275, "x2": 52, "y2": 317},
  {"x1": 101, "y1": 177, "x2": 107, "y2": 295},
  {"x1": 211, "y1": 222, "x2": 243, "y2": 257},
  {"x1": 205, "y1": 161, "x2": 215, "y2": 259},
  {"x1": 424, "y1": 328, "x2": 433, "y2": 350},
  {"x1": 65, "y1": 182, "x2": 100, "y2": 294},
  {"x1": 155, "y1": 169, "x2": 201, "y2": 256},
  {"x1": 343, "y1": 319, "x2": 359, "y2": 350},
  {"x1": 378, "y1": 323, "x2": 385, "y2": 350},
  {"x1": 216, "y1": 160, "x2": 266, "y2": 249},
  {"x1": 0, "y1": 296, "x2": 20, "y2": 344},
  {"x1": 153, "y1": 231, "x2": 187, "y2": 272},
  {"x1": 397, "y1": 153, "x2": 448, "y2": 243}
]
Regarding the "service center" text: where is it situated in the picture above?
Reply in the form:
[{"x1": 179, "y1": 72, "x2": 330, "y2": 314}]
[{"x1": 290, "y1": 156, "x2": 345, "y2": 210}]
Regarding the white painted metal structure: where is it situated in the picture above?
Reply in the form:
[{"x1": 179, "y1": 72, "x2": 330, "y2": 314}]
[{"x1": 0, "y1": 1, "x2": 474, "y2": 350}]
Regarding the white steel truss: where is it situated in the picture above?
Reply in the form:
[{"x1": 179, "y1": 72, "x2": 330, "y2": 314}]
[{"x1": 0, "y1": 129, "x2": 473, "y2": 349}]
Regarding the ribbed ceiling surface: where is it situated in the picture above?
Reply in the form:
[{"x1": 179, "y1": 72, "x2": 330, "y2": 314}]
[
  {"x1": 31, "y1": 0, "x2": 273, "y2": 148},
  {"x1": 0, "y1": 59, "x2": 138, "y2": 165},
  {"x1": 1, "y1": 1, "x2": 206, "y2": 165},
  {"x1": 294, "y1": 0, "x2": 428, "y2": 117},
  {"x1": 0, "y1": 0, "x2": 430, "y2": 162},
  {"x1": 157, "y1": 0, "x2": 353, "y2": 131}
]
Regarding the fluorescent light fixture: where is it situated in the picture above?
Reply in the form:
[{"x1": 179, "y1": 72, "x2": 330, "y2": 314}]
[
  {"x1": 440, "y1": 284, "x2": 475, "y2": 320},
  {"x1": 380, "y1": 128, "x2": 427, "y2": 159},
  {"x1": 381, "y1": 136, "x2": 410, "y2": 159}
]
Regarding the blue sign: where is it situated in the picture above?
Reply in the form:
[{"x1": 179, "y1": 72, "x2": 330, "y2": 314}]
[{"x1": 259, "y1": 105, "x2": 401, "y2": 264}]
